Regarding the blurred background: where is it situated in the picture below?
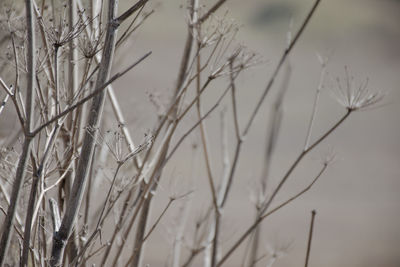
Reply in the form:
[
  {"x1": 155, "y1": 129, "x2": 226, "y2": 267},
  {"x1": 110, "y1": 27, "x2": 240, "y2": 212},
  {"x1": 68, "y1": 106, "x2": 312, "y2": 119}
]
[
  {"x1": 1, "y1": 0, "x2": 399, "y2": 266},
  {"x1": 113, "y1": 0, "x2": 400, "y2": 266}
]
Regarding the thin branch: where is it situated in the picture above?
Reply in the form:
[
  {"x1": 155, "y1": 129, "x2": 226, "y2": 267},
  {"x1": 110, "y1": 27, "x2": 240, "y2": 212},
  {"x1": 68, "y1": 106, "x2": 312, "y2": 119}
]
[
  {"x1": 21, "y1": 124, "x2": 61, "y2": 267},
  {"x1": 304, "y1": 210, "x2": 317, "y2": 267},
  {"x1": 77, "y1": 0, "x2": 144, "y2": 169},
  {"x1": 165, "y1": 74, "x2": 233, "y2": 166},
  {"x1": 0, "y1": 0, "x2": 36, "y2": 263},
  {"x1": 261, "y1": 110, "x2": 351, "y2": 216},
  {"x1": 217, "y1": 163, "x2": 328, "y2": 266},
  {"x1": 0, "y1": 94, "x2": 9, "y2": 116},
  {"x1": 0, "y1": 77, "x2": 25, "y2": 128},
  {"x1": 304, "y1": 59, "x2": 326, "y2": 150},
  {"x1": 243, "y1": 0, "x2": 322, "y2": 136},
  {"x1": 32, "y1": 52, "x2": 151, "y2": 136},
  {"x1": 50, "y1": 0, "x2": 120, "y2": 264},
  {"x1": 198, "y1": 0, "x2": 228, "y2": 24},
  {"x1": 116, "y1": 0, "x2": 148, "y2": 24},
  {"x1": 144, "y1": 191, "x2": 192, "y2": 243},
  {"x1": 31, "y1": 159, "x2": 74, "y2": 231}
]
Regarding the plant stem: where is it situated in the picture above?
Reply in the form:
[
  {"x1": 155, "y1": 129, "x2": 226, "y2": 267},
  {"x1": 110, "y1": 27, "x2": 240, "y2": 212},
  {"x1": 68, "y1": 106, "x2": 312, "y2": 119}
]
[
  {"x1": 50, "y1": 0, "x2": 119, "y2": 265},
  {"x1": 304, "y1": 210, "x2": 317, "y2": 267},
  {"x1": 0, "y1": 0, "x2": 36, "y2": 264},
  {"x1": 243, "y1": 0, "x2": 322, "y2": 136}
]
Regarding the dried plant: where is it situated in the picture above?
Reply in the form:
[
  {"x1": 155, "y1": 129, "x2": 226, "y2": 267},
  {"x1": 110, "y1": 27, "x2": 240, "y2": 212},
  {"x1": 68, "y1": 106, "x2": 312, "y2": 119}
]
[{"x1": 0, "y1": 0, "x2": 388, "y2": 267}]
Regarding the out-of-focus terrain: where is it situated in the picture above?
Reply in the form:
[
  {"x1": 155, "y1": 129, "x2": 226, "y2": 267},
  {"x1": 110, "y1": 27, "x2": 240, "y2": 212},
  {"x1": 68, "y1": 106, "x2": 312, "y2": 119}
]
[{"x1": 112, "y1": 0, "x2": 400, "y2": 266}]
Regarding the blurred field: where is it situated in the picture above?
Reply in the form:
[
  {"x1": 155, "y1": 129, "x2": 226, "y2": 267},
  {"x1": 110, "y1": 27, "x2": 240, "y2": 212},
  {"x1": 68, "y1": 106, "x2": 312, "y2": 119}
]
[{"x1": 111, "y1": 0, "x2": 400, "y2": 266}]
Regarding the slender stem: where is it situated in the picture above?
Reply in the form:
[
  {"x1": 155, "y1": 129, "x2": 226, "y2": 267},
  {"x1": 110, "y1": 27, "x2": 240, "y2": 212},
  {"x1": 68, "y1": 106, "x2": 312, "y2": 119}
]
[
  {"x1": 248, "y1": 62, "x2": 291, "y2": 267},
  {"x1": 32, "y1": 52, "x2": 151, "y2": 136},
  {"x1": 211, "y1": 210, "x2": 221, "y2": 267},
  {"x1": 261, "y1": 110, "x2": 351, "y2": 214},
  {"x1": 142, "y1": 198, "x2": 174, "y2": 242},
  {"x1": 217, "y1": 164, "x2": 327, "y2": 266},
  {"x1": 0, "y1": 0, "x2": 35, "y2": 264},
  {"x1": 50, "y1": 0, "x2": 119, "y2": 265},
  {"x1": 116, "y1": 0, "x2": 148, "y2": 24},
  {"x1": 165, "y1": 82, "x2": 232, "y2": 164},
  {"x1": 72, "y1": 163, "x2": 123, "y2": 265},
  {"x1": 304, "y1": 210, "x2": 317, "y2": 267},
  {"x1": 195, "y1": 37, "x2": 218, "y2": 211},
  {"x1": 21, "y1": 125, "x2": 60, "y2": 267},
  {"x1": 175, "y1": 0, "x2": 195, "y2": 97},
  {"x1": 304, "y1": 62, "x2": 326, "y2": 150},
  {"x1": 198, "y1": 0, "x2": 228, "y2": 24},
  {"x1": 243, "y1": 0, "x2": 322, "y2": 136},
  {"x1": 77, "y1": 0, "x2": 144, "y2": 169},
  {"x1": 54, "y1": 45, "x2": 60, "y2": 115}
]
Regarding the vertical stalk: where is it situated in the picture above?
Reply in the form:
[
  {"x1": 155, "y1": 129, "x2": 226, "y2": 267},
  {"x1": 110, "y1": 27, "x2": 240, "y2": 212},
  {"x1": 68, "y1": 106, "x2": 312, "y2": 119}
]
[
  {"x1": 21, "y1": 125, "x2": 60, "y2": 267},
  {"x1": 0, "y1": 0, "x2": 35, "y2": 264},
  {"x1": 50, "y1": 0, "x2": 119, "y2": 265},
  {"x1": 304, "y1": 210, "x2": 317, "y2": 267}
]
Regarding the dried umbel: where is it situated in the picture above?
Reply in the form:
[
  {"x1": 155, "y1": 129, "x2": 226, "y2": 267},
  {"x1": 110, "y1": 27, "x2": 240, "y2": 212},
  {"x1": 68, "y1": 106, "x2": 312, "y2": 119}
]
[
  {"x1": 45, "y1": 6, "x2": 90, "y2": 48},
  {"x1": 332, "y1": 67, "x2": 385, "y2": 111}
]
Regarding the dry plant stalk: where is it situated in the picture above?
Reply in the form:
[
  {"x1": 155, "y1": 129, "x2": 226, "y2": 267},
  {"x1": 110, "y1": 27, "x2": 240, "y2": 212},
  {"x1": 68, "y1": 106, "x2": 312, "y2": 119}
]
[{"x1": 0, "y1": 0, "x2": 385, "y2": 266}]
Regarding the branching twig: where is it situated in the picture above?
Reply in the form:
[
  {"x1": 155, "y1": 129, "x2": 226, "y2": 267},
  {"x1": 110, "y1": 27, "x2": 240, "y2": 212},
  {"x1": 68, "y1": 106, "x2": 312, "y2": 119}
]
[
  {"x1": 217, "y1": 163, "x2": 328, "y2": 266},
  {"x1": 50, "y1": 1, "x2": 121, "y2": 264},
  {"x1": 0, "y1": 0, "x2": 36, "y2": 263},
  {"x1": 32, "y1": 52, "x2": 151, "y2": 136}
]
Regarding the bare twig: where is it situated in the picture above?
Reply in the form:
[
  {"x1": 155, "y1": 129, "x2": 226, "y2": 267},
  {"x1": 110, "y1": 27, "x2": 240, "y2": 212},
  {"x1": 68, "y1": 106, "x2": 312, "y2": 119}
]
[
  {"x1": 21, "y1": 124, "x2": 61, "y2": 267},
  {"x1": 32, "y1": 52, "x2": 151, "y2": 136},
  {"x1": 217, "y1": 163, "x2": 328, "y2": 266},
  {"x1": 243, "y1": 0, "x2": 322, "y2": 136},
  {"x1": 116, "y1": 0, "x2": 148, "y2": 24},
  {"x1": 50, "y1": 0, "x2": 120, "y2": 264},
  {"x1": 304, "y1": 210, "x2": 317, "y2": 267},
  {"x1": 261, "y1": 110, "x2": 351, "y2": 215},
  {"x1": 304, "y1": 57, "x2": 327, "y2": 150},
  {"x1": 0, "y1": 0, "x2": 36, "y2": 263},
  {"x1": 198, "y1": 0, "x2": 228, "y2": 24}
]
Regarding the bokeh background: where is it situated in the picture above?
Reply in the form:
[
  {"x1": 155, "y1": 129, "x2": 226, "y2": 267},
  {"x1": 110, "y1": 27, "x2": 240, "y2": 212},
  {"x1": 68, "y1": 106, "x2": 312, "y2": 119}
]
[
  {"x1": 0, "y1": 0, "x2": 399, "y2": 266},
  {"x1": 112, "y1": 0, "x2": 400, "y2": 266}
]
